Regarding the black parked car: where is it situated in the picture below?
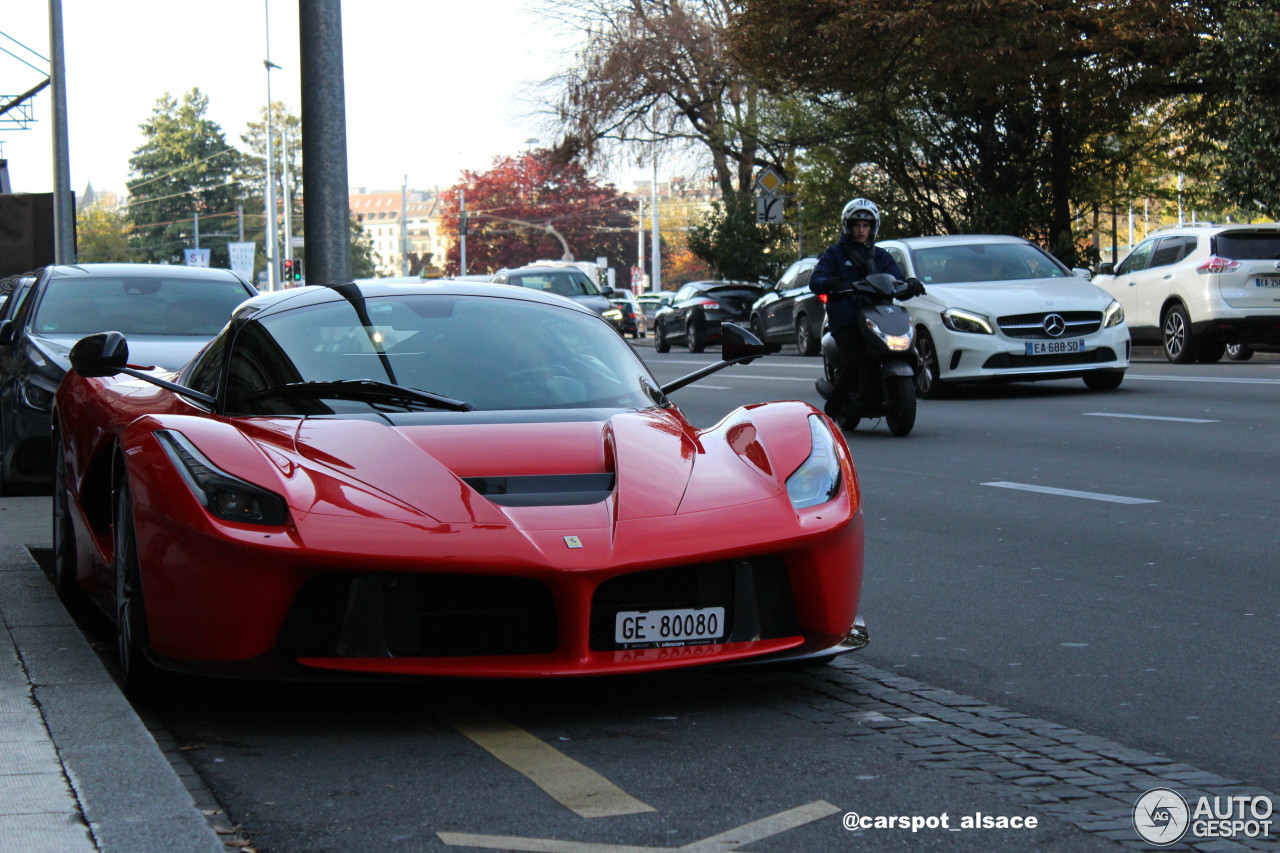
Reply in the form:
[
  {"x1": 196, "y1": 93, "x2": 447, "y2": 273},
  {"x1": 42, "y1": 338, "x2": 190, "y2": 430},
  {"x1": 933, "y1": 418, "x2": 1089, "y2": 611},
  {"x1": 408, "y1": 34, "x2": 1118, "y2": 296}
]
[
  {"x1": 0, "y1": 263, "x2": 257, "y2": 493},
  {"x1": 749, "y1": 258, "x2": 825, "y2": 356},
  {"x1": 653, "y1": 280, "x2": 765, "y2": 353}
]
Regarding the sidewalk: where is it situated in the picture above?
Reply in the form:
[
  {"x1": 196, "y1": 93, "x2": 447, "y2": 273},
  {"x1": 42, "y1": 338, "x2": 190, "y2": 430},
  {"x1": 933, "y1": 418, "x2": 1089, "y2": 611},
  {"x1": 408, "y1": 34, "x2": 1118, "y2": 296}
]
[{"x1": 0, "y1": 496, "x2": 222, "y2": 853}]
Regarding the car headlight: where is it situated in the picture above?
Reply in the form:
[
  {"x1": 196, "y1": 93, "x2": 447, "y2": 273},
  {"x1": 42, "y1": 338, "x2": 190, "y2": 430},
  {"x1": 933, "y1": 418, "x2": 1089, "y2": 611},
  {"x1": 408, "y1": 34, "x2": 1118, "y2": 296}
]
[
  {"x1": 1103, "y1": 299, "x2": 1125, "y2": 328},
  {"x1": 865, "y1": 317, "x2": 914, "y2": 352},
  {"x1": 786, "y1": 415, "x2": 842, "y2": 509},
  {"x1": 155, "y1": 429, "x2": 288, "y2": 525},
  {"x1": 941, "y1": 308, "x2": 994, "y2": 335},
  {"x1": 18, "y1": 378, "x2": 56, "y2": 412}
]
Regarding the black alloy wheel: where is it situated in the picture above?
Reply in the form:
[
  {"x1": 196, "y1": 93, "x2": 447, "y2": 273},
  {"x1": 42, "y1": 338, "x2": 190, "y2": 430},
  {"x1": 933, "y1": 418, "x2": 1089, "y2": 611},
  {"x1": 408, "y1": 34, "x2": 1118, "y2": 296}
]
[
  {"x1": 113, "y1": 476, "x2": 155, "y2": 691},
  {"x1": 796, "y1": 315, "x2": 820, "y2": 356},
  {"x1": 51, "y1": 430, "x2": 80, "y2": 604},
  {"x1": 654, "y1": 321, "x2": 671, "y2": 353},
  {"x1": 688, "y1": 315, "x2": 706, "y2": 353},
  {"x1": 913, "y1": 328, "x2": 945, "y2": 399}
]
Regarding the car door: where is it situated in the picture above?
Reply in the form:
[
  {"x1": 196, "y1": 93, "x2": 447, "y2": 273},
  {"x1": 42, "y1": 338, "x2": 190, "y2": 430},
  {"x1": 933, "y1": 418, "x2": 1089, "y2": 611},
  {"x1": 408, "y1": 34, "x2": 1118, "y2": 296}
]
[
  {"x1": 760, "y1": 263, "x2": 801, "y2": 340},
  {"x1": 665, "y1": 285, "x2": 699, "y2": 340},
  {"x1": 1131, "y1": 235, "x2": 1195, "y2": 329},
  {"x1": 1104, "y1": 237, "x2": 1158, "y2": 330}
]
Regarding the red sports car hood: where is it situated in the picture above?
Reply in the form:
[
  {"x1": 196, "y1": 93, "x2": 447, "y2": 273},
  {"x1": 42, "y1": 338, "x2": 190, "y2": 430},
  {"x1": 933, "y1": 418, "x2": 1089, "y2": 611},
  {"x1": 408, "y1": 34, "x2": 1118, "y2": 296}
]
[{"x1": 287, "y1": 407, "x2": 797, "y2": 527}]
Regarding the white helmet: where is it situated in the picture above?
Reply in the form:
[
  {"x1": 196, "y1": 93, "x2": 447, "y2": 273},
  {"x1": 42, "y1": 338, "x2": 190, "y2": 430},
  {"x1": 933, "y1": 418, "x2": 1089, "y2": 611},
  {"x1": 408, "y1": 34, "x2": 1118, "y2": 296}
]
[{"x1": 840, "y1": 198, "x2": 881, "y2": 243}]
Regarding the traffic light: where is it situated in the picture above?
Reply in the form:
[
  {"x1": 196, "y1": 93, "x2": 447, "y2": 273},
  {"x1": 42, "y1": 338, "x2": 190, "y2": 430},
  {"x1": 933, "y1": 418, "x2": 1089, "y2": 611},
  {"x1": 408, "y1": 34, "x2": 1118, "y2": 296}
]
[{"x1": 282, "y1": 258, "x2": 303, "y2": 283}]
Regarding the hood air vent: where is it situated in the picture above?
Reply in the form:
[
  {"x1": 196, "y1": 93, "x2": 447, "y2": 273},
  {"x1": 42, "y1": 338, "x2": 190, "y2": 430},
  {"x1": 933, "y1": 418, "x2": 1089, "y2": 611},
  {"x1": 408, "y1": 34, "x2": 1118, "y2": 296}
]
[{"x1": 464, "y1": 473, "x2": 615, "y2": 507}]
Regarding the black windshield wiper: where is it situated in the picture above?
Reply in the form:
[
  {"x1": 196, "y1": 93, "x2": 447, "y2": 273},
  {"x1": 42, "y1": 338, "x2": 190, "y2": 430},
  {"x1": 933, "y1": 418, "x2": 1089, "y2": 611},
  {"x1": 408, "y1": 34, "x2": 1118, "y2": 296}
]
[{"x1": 239, "y1": 379, "x2": 473, "y2": 412}]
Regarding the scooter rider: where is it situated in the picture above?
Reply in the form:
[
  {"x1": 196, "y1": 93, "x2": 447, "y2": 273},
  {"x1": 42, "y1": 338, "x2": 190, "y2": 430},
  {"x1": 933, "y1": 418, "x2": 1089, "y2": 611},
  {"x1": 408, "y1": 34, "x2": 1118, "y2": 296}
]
[{"x1": 809, "y1": 198, "x2": 924, "y2": 421}]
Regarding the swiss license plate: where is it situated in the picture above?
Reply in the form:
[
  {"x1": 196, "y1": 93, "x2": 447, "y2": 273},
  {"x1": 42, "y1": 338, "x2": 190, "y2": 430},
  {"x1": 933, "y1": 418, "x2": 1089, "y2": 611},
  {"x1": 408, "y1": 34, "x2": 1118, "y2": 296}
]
[
  {"x1": 1026, "y1": 338, "x2": 1083, "y2": 355},
  {"x1": 1253, "y1": 277, "x2": 1280, "y2": 288},
  {"x1": 615, "y1": 607, "x2": 725, "y2": 645}
]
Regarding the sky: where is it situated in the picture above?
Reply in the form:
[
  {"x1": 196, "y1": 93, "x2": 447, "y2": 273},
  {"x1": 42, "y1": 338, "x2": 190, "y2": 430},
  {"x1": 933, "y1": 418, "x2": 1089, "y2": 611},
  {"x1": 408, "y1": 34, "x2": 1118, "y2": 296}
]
[{"x1": 1, "y1": 1, "x2": 658, "y2": 198}]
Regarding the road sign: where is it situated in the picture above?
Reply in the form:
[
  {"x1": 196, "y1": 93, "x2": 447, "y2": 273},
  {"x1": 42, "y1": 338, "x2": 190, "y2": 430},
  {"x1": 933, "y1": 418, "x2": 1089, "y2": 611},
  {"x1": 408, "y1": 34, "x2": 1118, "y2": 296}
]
[
  {"x1": 754, "y1": 166, "x2": 785, "y2": 195},
  {"x1": 756, "y1": 195, "x2": 784, "y2": 224}
]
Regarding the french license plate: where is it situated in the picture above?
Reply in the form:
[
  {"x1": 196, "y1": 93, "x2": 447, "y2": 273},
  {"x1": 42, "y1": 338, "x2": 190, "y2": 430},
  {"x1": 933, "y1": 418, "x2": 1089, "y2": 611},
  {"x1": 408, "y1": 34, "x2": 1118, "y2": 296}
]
[
  {"x1": 1026, "y1": 338, "x2": 1084, "y2": 355},
  {"x1": 1253, "y1": 277, "x2": 1280, "y2": 288},
  {"x1": 615, "y1": 607, "x2": 725, "y2": 645}
]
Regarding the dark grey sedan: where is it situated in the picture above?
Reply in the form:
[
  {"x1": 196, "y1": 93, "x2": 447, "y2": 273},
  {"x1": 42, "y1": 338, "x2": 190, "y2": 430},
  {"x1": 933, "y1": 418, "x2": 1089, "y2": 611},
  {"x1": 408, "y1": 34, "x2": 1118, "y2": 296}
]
[
  {"x1": 0, "y1": 263, "x2": 257, "y2": 493},
  {"x1": 749, "y1": 257, "x2": 824, "y2": 355}
]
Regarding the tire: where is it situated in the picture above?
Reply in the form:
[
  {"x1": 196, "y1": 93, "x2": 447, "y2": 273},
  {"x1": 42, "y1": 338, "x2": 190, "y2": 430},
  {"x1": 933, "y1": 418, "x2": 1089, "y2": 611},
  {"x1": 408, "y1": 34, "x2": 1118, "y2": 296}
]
[
  {"x1": 796, "y1": 315, "x2": 820, "y2": 356},
  {"x1": 114, "y1": 476, "x2": 155, "y2": 691},
  {"x1": 51, "y1": 432, "x2": 80, "y2": 604},
  {"x1": 913, "y1": 327, "x2": 946, "y2": 399},
  {"x1": 1083, "y1": 370, "x2": 1125, "y2": 391},
  {"x1": 1196, "y1": 340, "x2": 1225, "y2": 363},
  {"x1": 886, "y1": 375, "x2": 917, "y2": 437},
  {"x1": 1162, "y1": 304, "x2": 1198, "y2": 364},
  {"x1": 688, "y1": 316, "x2": 706, "y2": 353},
  {"x1": 751, "y1": 315, "x2": 782, "y2": 354},
  {"x1": 1226, "y1": 343, "x2": 1253, "y2": 361},
  {"x1": 654, "y1": 322, "x2": 670, "y2": 353}
]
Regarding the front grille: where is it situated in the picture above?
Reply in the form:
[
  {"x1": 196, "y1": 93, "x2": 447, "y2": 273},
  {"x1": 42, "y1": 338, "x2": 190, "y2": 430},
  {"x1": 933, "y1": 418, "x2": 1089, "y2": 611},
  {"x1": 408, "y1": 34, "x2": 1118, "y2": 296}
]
[
  {"x1": 982, "y1": 347, "x2": 1118, "y2": 369},
  {"x1": 589, "y1": 559, "x2": 798, "y2": 650},
  {"x1": 277, "y1": 573, "x2": 558, "y2": 658},
  {"x1": 997, "y1": 311, "x2": 1101, "y2": 339}
]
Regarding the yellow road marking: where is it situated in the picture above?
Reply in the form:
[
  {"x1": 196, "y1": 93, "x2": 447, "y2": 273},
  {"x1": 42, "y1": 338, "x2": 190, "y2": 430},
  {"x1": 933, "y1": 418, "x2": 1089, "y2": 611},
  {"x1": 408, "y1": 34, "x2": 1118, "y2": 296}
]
[
  {"x1": 436, "y1": 707, "x2": 655, "y2": 819},
  {"x1": 437, "y1": 799, "x2": 840, "y2": 852}
]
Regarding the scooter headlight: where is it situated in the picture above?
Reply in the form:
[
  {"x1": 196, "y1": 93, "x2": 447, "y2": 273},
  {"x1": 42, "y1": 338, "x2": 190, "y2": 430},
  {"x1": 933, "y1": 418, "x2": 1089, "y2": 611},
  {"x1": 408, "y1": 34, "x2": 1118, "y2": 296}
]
[
  {"x1": 786, "y1": 415, "x2": 842, "y2": 509},
  {"x1": 864, "y1": 316, "x2": 914, "y2": 352}
]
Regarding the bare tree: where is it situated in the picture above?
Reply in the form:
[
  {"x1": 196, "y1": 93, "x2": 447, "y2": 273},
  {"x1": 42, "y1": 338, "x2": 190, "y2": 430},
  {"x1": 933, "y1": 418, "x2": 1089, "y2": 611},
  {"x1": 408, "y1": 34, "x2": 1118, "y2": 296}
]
[{"x1": 544, "y1": 0, "x2": 765, "y2": 197}]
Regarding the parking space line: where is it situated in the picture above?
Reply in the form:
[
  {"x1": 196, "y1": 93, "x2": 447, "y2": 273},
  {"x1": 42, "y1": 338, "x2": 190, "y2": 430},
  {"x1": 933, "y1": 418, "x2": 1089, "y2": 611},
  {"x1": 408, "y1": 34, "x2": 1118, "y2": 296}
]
[
  {"x1": 437, "y1": 800, "x2": 839, "y2": 852},
  {"x1": 981, "y1": 481, "x2": 1158, "y2": 504},
  {"x1": 1084, "y1": 412, "x2": 1219, "y2": 423},
  {"x1": 436, "y1": 707, "x2": 655, "y2": 819}
]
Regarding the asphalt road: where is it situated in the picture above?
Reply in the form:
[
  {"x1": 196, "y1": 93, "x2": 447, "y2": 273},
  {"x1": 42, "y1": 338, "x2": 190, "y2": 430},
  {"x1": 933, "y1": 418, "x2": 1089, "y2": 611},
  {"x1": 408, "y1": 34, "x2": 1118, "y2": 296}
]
[
  {"x1": 12, "y1": 343, "x2": 1279, "y2": 852},
  {"x1": 650, "y1": 343, "x2": 1280, "y2": 794}
]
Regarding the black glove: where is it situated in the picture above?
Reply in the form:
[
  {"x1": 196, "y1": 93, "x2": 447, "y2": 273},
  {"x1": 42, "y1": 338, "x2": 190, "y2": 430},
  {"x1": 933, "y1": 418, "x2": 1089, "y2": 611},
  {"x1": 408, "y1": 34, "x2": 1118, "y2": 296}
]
[{"x1": 905, "y1": 277, "x2": 927, "y2": 298}]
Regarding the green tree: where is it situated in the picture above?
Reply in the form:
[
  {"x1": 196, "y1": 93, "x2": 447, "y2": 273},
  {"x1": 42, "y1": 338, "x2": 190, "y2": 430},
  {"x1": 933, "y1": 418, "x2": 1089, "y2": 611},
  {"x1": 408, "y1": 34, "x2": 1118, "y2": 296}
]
[
  {"x1": 687, "y1": 194, "x2": 792, "y2": 282},
  {"x1": 349, "y1": 215, "x2": 378, "y2": 279},
  {"x1": 1213, "y1": 1, "x2": 1280, "y2": 216},
  {"x1": 76, "y1": 206, "x2": 134, "y2": 263},
  {"x1": 731, "y1": 0, "x2": 1215, "y2": 263},
  {"x1": 126, "y1": 89, "x2": 241, "y2": 265}
]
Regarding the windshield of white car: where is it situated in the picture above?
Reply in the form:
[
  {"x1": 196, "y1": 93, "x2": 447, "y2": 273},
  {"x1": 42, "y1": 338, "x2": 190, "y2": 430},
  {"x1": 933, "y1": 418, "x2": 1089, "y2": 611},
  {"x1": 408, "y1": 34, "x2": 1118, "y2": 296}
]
[
  {"x1": 32, "y1": 276, "x2": 251, "y2": 336},
  {"x1": 912, "y1": 244, "x2": 1071, "y2": 285},
  {"x1": 222, "y1": 293, "x2": 660, "y2": 415}
]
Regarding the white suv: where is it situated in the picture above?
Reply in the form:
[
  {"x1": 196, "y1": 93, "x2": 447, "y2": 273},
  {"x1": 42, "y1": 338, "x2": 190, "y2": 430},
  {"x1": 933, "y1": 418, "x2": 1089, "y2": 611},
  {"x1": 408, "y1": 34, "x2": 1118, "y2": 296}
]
[{"x1": 1092, "y1": 224, "x2": 1280, "y2": 363}]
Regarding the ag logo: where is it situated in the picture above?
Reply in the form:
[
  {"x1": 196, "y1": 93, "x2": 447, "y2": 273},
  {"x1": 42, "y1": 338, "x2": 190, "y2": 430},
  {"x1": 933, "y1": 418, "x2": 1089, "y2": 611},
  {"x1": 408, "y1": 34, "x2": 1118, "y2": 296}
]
[{"x1": 1133, "y1": 788, "x2": 1189, "y2": 845}]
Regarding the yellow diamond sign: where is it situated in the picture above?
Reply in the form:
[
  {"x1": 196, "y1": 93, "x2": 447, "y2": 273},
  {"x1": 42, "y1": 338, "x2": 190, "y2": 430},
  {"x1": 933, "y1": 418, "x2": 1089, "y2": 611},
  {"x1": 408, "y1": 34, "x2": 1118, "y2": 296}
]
[{"x1": 754, "y1": 166, "x2": 785, "y2": 195}]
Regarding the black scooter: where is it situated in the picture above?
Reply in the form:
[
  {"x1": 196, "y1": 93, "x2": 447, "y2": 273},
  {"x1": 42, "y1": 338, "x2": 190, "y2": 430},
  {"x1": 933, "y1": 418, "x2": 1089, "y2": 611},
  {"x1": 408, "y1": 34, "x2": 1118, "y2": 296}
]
[{"x1": 815, "y1": 273, "x2": 920, "y2": 437}]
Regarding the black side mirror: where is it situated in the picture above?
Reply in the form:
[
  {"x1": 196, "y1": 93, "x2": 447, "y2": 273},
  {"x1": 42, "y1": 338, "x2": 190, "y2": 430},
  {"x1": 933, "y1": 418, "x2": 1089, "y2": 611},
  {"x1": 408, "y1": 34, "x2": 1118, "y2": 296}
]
[
  {"x1": 721, "y1": 322, "x2": 766, "y2": 363},
  {"x1": 600, "y1": 285, "x2": 615, "y2": 297},
  {"x1": 1097, "y1": 262, "x2": 1115, "y2": 276},
  {"x1": 69, "y1": 331, "x2": 129, "y2": 378}
]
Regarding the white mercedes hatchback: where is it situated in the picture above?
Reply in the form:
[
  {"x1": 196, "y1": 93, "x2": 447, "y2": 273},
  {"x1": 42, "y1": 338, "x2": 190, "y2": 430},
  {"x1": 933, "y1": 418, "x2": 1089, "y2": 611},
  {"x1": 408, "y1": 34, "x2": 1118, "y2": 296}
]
[{"x1": 878, "y1": 235, "x2": 1130, "y2": 397}]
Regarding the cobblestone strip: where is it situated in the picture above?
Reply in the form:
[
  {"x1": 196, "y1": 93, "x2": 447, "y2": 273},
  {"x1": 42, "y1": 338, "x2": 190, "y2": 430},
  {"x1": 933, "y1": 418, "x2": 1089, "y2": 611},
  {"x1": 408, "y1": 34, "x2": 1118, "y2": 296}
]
[{"x1": 759, "y1": 659, "x2": 1279, "y2": 852}]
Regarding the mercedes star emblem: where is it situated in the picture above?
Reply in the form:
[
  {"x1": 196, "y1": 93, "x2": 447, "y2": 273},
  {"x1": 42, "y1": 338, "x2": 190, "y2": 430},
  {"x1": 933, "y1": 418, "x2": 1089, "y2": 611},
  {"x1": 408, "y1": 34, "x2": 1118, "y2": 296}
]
[{"x1": 1043, "y1": 314, "x2": 1067, "y2": 337}]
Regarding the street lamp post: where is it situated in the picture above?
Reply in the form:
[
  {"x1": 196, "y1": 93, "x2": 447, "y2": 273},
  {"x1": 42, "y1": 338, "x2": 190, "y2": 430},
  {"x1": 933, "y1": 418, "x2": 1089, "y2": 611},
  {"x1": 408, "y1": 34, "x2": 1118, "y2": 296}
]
[{"x1": 264, "y1": 39, "x2": 281, "y2": 290}]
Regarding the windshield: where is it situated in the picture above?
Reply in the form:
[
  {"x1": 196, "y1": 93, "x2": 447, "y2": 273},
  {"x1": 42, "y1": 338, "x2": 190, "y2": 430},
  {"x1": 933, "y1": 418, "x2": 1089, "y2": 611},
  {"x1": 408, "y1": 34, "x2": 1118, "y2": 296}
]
[
  {"x1": 223, "y1": 293, "x2": 660, "y2": 415},
  {"x1": 510, "y1": 271, "x2": 600, "y2": 297},
  {"x1": 911, "y1": 243, "x2": 1070, "y2": 284},
  {"x1": 33, "y1": 275, "x2": 251, "y2": 336}
]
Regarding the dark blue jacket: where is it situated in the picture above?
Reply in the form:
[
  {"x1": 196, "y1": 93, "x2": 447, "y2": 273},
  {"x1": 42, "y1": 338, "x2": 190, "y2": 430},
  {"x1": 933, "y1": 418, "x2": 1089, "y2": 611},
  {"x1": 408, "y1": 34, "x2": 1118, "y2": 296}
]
[{"x1": 809, "y1": 240, "x2": 904, "y2": 328}]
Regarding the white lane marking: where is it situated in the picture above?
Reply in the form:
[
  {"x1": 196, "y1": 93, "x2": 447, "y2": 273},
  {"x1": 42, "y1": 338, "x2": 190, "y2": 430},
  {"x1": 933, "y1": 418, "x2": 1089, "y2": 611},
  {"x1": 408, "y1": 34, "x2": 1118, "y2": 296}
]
[
  {"x1": 437, "y1": 708, "x2": 655, "y2": 819},
  {"x1": 981, "y1": 481, "x2": 1159, "y2": 505},
  {"x1": 438, "y1": 800, "x2": 840, "y2": 852},
  {"x1": 1084, "y1": 412, "x2": 1219, "y2": 423},
  {"x1": 1127, "y1": 373, "x2": 1280, "y2": 385}
]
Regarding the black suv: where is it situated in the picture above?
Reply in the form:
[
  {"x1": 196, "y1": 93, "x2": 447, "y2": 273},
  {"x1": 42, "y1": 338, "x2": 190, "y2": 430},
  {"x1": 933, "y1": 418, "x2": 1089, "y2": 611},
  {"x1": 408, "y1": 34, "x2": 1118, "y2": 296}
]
[{"x1": 749, "y1": 258, "x2": 824, "y2": 355}]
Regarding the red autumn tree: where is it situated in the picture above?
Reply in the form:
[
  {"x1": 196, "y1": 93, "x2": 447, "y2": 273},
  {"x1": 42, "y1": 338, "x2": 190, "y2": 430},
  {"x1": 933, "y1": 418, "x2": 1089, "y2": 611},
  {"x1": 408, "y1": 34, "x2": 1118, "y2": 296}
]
[{"x1": 442, "y1": 150, "x2": 638, "y2": 276}]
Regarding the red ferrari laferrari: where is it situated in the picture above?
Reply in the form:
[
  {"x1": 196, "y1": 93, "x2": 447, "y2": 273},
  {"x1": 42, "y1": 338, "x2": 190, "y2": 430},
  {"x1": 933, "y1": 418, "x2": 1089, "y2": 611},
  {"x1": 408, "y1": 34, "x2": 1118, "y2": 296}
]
[{"x1": 52, "y1": 281, "x2": 866, "y2": 685}]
